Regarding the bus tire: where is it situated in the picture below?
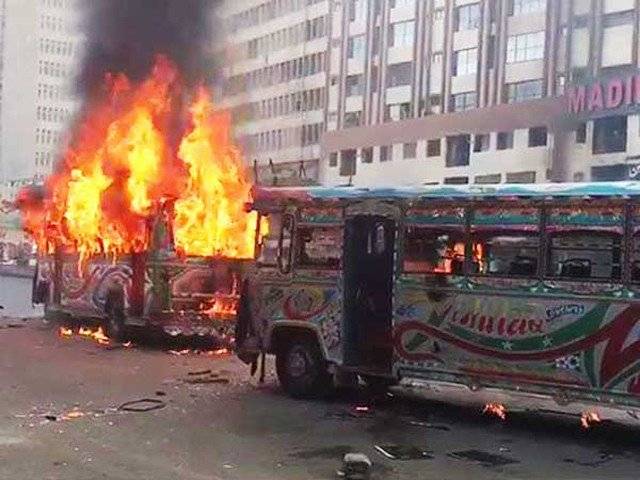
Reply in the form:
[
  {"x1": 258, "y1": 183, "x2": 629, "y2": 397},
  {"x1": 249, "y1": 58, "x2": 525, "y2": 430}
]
[
  {"x1": 276, "y1": 337, "x2": 331, "y2": 399},
  {"x1": 105, "y1": 304, "x2": 127, "y2": 343}
]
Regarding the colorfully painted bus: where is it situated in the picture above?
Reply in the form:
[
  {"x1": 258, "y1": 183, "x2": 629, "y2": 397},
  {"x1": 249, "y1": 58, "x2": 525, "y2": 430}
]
[
  {"x1": 236, "y1": 182, "x2": 640, "y2": 425},
  {"x1": 32, "y1": 209, "x2": 245, "y2": 344}
]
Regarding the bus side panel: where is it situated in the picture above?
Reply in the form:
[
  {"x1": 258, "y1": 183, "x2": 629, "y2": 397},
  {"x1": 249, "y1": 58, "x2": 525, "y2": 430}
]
[
  {"x1": 393, "y1": 279, "x2": 640, "y2": 403},
  {"x1": 58, "y1": 254, "x2": 133, "y2": 318},
  {"x1": 252, "y1": 268, "x2": 343, "y2": 363}
]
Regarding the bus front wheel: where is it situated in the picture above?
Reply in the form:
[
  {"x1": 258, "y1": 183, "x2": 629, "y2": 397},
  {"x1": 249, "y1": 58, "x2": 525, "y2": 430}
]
[{"x1": 276, "y1": 338, "x2": 331, "y2": 398}]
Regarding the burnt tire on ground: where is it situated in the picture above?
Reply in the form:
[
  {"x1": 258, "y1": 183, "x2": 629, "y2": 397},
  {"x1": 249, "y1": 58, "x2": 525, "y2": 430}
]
[{"x1": 276, "y1": 338, "x2": 332, "y2": 399}]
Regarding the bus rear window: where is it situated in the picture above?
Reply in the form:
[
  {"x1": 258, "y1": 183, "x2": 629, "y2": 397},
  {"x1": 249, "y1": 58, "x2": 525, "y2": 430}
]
[
  {"x1": 297, "y1": 227, "x2": 342, "y2": 269},
  {"x1": 547, "y1": 232, "x2": 622, "y2": 280},
  {"x1": 404, "y1": 227, "x2": 465, "y2": 274}
]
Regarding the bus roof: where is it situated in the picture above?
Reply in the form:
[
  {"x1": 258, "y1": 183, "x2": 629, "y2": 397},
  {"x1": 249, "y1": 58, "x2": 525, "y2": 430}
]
[{"x1": 252, "y1": 181, "x2": 640, "y2": 206}]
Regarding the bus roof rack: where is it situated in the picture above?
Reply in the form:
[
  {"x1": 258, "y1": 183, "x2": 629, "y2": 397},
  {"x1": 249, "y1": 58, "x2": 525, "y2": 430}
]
[{"x1": 252, "y1": 181, "x2": 640, "y2": 204}]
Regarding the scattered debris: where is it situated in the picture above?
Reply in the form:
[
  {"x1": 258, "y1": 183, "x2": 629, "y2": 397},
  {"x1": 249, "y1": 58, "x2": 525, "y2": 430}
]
[
  {"x1": 292, "y1": 446, "x2": 353, "y2": 460},
  {"x1": 0, "y1": 323, "x2": 25, "y2": 329},
  {"x1": 337, "y1": 453, "x2": 371, "y2": 480},
  {"x1": 118, "y1": 398, "x2": 166, "y2": 413},
  {"x1": 349, "y1": 405, "x2": 374, "y2": 418},
  {"x1": 407, "y1": 420, "x2": 450, "y2": 431},
  {"x1": 563, "y1": 450, "x2": 616, "y2": 468},
  {"x1": 374, "y1": 445, "x2": 433, "y2": 461},
  {"x1": 448, "y1": 449, "x2": 518, "y2": 467}
]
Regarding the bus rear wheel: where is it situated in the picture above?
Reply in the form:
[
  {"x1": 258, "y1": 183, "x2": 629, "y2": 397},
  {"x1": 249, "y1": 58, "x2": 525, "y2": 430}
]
[{"x1": 276, "y1": 338, "x2": 331, "y2": 398}]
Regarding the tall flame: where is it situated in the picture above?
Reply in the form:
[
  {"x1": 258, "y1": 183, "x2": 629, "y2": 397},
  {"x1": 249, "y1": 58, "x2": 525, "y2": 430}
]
[{"x1": 18, "y1": 56, "x2": 257, "y2": 261}]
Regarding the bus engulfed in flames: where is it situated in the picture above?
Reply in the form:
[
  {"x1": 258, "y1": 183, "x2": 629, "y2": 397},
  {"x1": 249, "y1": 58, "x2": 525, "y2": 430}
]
[{"x1": 18, "y1": 55, "x2": 257, "y2": 263}]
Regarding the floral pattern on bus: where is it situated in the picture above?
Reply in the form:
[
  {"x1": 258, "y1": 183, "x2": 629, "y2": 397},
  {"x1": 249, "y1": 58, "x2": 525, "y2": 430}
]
[
  {"x1": 257, "y1": 283, "x2": 342, "y2": 355},
  {"x1": 393, "y1": 290, "x2": 640, "y2": 394}
]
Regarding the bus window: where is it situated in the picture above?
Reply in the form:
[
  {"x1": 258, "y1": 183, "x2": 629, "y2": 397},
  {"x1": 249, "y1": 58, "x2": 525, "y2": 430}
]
[
  {"x1": 278, "y1": 214, "x2": 294, "y2": 274},
  {"x1": 404, "y1": 227, "x2": 465, "y2": 274},
  {"x1": 296, "y1": 227, "x2": 342, "y2": 269},
  {"x1": 257, "y1": 213, "x2": 281, "y2": 266},
  {"x1": 630, "y1": 235, "x2": 640, "y2": 282},
  {"x1": 547, "y1": 232, "x2": 622, "y2": 280},
  {"x1": 472, "y1": 233, "x2": 539, "y2": 277}
]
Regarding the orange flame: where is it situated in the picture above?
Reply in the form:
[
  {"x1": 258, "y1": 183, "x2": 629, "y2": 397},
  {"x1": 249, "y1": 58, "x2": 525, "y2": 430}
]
[
  {"x1": 78, "y1": 326, "x2": 110, "y2": 345},
  {"x1": 58, "y1": 326, "x2": 73, "y2": 337},
  {"x1": 483, "y1": 402, "x2": 507, "y2": 420},
  {"x1": 18, "y1": 55, "x2": 257, "y2": 262},
  {"x1": 580, "y1": 411, "x2": 601, "y2": 429}
]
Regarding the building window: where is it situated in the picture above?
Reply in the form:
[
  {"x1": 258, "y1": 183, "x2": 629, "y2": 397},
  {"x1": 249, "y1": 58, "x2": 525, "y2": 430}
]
[
  {"x1": 444, "y1": 176, "x2": 469, "y2": 185},
  {"x1": 473, "y1": 134, "x2": 490, "y2": 152},
  {"x1": 386, "y1": 62, "x2": 412, "y2": 87},
  {"x1": 591, "y1": 165, "x2": 627, "y2": 181},
  {"x1": 344, "y1": 111, "x2": 362, "y2": 128},
  {"x1": 329, "y1": 152, "x2": 338, "y2": 167},
  {"x1": 340, "y1": 149, "x2": 357, "y2": 176},
  {"x1": 455, "y1": 3, "x2": 480, "y2": 31},
  {"x1": 528, "y1": 127, "x2": 547, "y2": 147},
  {"x1": 403, "y1": 142, "x2": 417, "y2": 159},
  {"x1": 347, "y1": 35, "x2": 366, "y2": 60},
  {"x1": 380, "y1": 145, "x2": 391, "y2": 162},
  {"x1": 384, "y1": 102, "x2": 411, "y2": 121},
  {"x1": 497, "y1": 131, "x2": 514, "y2": 150},
  {"x1": 506, "y1": 79, "x2": 543, "y2": 103},
  {"x1": 576, "y1": 123, "x2": 587, "y2": 144},
  {"x1": 389, "y1": 20, "x2": 415, "y2": 48},
  {"x1": 593, "y1": 116, "x2": 627, "y2": 154},
  {"x1": 510, "y1": 0, "x2": 545, "y2": 16},
  {"x1": 452, "y1": 91, "x2": 477, "y2": 112},
  {"x1": 433, "y1": 8, "x2": 445, "y2": 21},
  {"x1": 475, "y1": 173, "x2": 501, "y2": 184},
  {"x1": 506, "y1": 31, "x2": 545, "y2": 63},
  {"x1": 361, "y1": 147, "x2": 373, "y2": 163},
  {"x1": 506, "y1": 171, "x2": 536, "y2": 183},
  {"x1": 432, "y1": 52, "x2": 443, "y2": 63},
  {"x1": 453, "y1": 47, "x2": 478, "y2": 76},
  {"x1": 390, "y1": 0, "x2": 415, "y2": 9},
  {"x1": 348, "y1": 0, "x2": 367, "y2": 22},
  {"x1": 346, "y1": 74, "x2": 364, "y2": 96},
  {"x1": 446, "y1": 135, "x2": 471, "y2": 167},
  {"x1": 427, "y1": 139, "x2": 441, "y2": 157}
]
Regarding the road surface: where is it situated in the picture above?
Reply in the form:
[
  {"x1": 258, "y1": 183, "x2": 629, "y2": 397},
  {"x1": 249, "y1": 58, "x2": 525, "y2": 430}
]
[
  {"x1": 0, "y1": 273, "x2": 639, "y2": 479},
  {"x1": 1, "y1": 314, "x2": 640, "y2": 480}
]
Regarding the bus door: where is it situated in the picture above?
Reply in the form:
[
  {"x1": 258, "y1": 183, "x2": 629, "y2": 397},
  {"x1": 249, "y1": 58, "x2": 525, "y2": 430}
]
[{"x1": 343, "y1": 215, "x2": 396, "y2": 372}]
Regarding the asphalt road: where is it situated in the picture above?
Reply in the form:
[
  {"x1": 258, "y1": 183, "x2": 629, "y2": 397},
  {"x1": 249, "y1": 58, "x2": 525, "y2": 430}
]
[{"x1": 1, "y1": 317, "x2": 640, "y2": 480}]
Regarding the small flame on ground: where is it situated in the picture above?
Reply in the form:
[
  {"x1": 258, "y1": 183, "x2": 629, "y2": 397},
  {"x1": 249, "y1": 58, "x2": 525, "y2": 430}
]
[
  {"x1": 581, "y1": 411, "x2": 601, "y2": 429},
  {"x1": 78, "y1": 326, "x2": 110, "y2": 345},
  {"x1": 57, "y1": 325, "x2": 110, "y2": 346},
  {"x1": 168, "y1": 348, "x2": 230, "y2": 356},
  {"x1": 483, "y1": 402, "x2": 507, "y2": 420},
  {"x1": 58, "y1": 326, "x2": 73, "y2": 337}
]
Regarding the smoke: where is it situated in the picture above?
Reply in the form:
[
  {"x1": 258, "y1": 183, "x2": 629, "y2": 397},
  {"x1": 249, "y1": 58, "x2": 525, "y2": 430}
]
[{"x1": 77, "y1": 0, "x2": 221, "y2": 97}]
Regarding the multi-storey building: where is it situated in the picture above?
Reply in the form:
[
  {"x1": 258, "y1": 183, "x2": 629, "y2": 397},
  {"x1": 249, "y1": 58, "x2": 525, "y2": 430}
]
[
  {"x1": 0, "y1": 0, "x2": 82, "y2": 187},
  {"x1": 218, "y1": 0, "x2": 330, "y2": 185},
  {"x1": 220, "y1": 0, "x2": 640, "y2": 186}
]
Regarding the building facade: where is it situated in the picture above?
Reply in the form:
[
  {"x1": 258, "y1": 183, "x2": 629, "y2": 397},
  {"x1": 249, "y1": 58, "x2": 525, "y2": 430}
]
[
  {"x1": 219, "y1": 0, "x2": 640, "y2": 187},
  {"x1": 0, "y1": 0, "x2": 82, "y2": 189}
]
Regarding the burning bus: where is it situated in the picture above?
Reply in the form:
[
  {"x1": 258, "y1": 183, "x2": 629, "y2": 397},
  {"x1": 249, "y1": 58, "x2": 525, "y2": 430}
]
[{"x1": 20, "y1": 56, "x2": 259, "y2": 345}]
